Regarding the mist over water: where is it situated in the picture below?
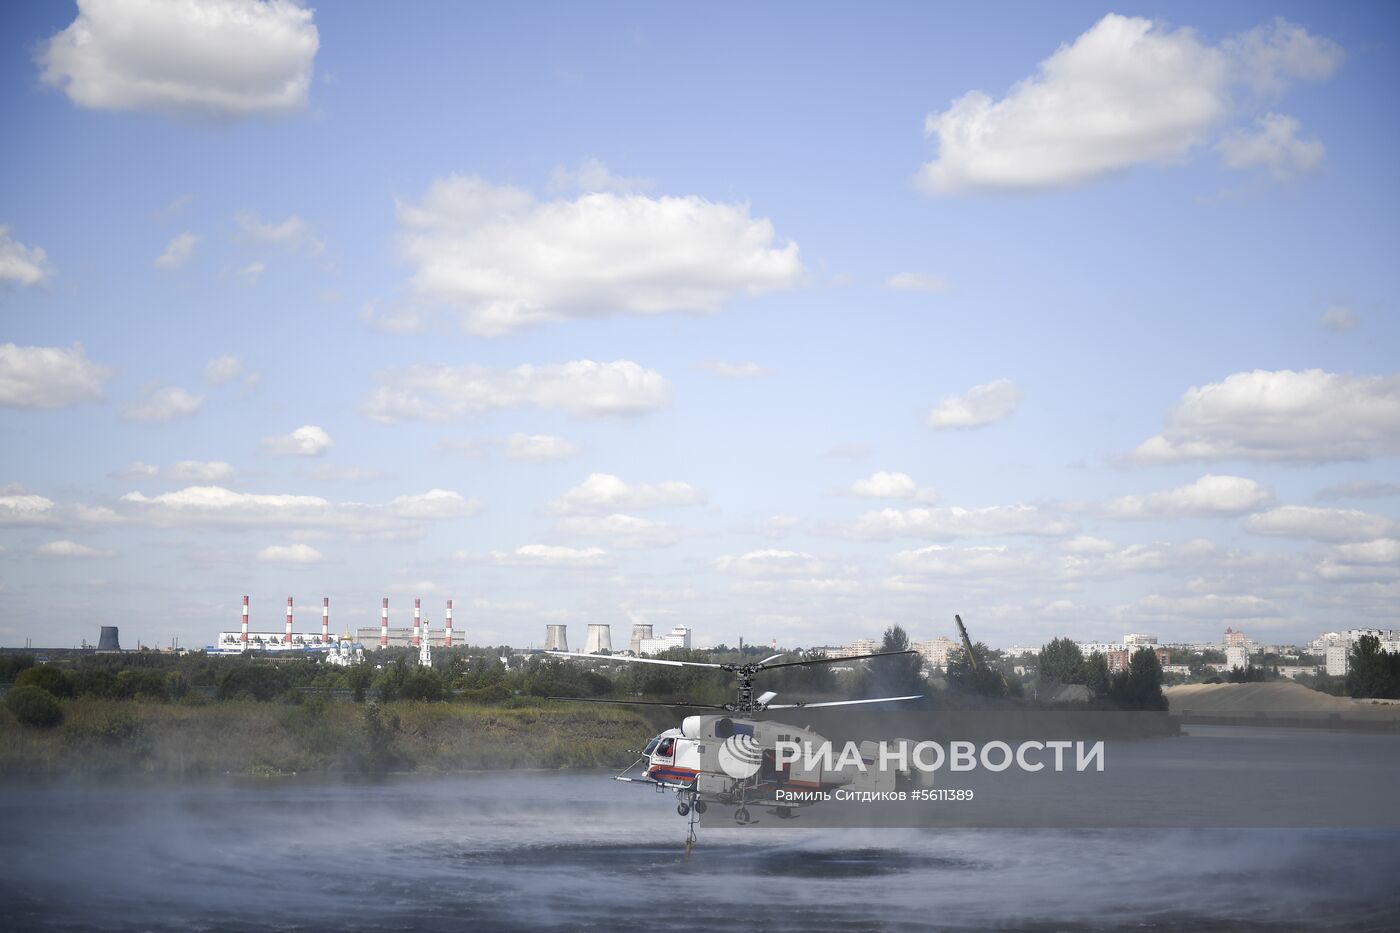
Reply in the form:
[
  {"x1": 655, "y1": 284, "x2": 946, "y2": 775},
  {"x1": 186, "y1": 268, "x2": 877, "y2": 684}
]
[{"x1": 3, "y1": 732, "x2": 1399, "y2": 931}]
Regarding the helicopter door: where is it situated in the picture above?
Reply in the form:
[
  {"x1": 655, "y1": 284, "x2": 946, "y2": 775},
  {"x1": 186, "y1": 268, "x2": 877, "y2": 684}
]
[{"x1": 653, "y1": 737, "x2": 675, "y2": 761}]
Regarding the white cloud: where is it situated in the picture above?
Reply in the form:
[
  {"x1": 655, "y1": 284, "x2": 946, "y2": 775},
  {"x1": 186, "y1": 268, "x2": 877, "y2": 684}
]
[
  {"x1": 885, "y1": 272, "x2": 948, "y2": 292},
  {"x1": 123, "y1": 385, "x2": 205, "y2": 422},
  {"x1": 204, "y1": 354, "x2": 245, "y2": 386},
  {"x1": 1101, "y1": 475, "x2": 1274, "y2": 518},
  {"x1": 695, "y1": 361, "x2": 770, "y2": 378},
  {"x1": 364, "y1": 360, "x2": 671, "y2": 423},
  {"x1": 546, "y1": 158, "x2": 651, "y2": 194},
  {"x1": 119, "y1": 484, "x2": 477, "y2": 534},
  {"x1": 848, "y1": 471, "x2": 937, "y2": 502},
  {"x1": 1217, "y1": 113, "x2": 1324, "y2": 180},
  {"x1": 0, "y1": 343, "x2": 110, "y2": 408},
  {"x1": 851, "y1": 504, "x2": 1076, "y2": 540},
  {"x1": 550, "y1": 473, "x2": 705, "y2": 515},
  {"x1": 235, "y1": 212, "x2": 325, "y2": 254},
  {"x1": 919, "y1": 14, "x2": 1340, "y2": 194},
  {"x1": 257, "y1": 543, "x2": 324, "y2": 565},
  {"x1": 505, "y1": 433, "x2": 579, "y2": 463},
  {"x1": 555, "y1": 514, "x2": 681, "y2": 549},
  {"x1": 927, "y1": 378, "x2": 1022, "y2": 429},
  {"x1": 234, "y1": 260, "x2": 266, "y2": 284},
  {"x1": 1315, "y1": 539, "x2": 1400, "y2": 583},
  {"x1": 396, "y1": 173, "x2": 803, "y2": 335},
  {"x1": 1128, "y1": 592, "x2": 1282, "y2": 620},
  {"x1": 1320, "y1": 306, "x2": 1355, "y2": 332},
  {"x1": 166, "y1": 460, "x2": 235, "y2": 483},
  {"x1": 1244, "y1": 506, "x2": 1397, "y2": 543},
  {"x1": 715, "y1": 549, "x2": 837, "y2": 578},
  {"x1": 1130, "y1": 370, "x2": 1400, "y2": 463},
  {"x1": 154, "y1": 232, "x2": 199, "y2": 269},
  {"x1": 39, "y1": 0, "x2": 319, "y2": 117},
  {"x1": 1316, "y1": 481, "x2": 1400, "y2": 501},
  {"x1": 489, "y1": 544, "x2": 612, "y2": 568},
  {"x1": 0, "y1": 226, "x2": 52, "y2": 286},
  {"x1": 36, "y1": 539, "x2": 112, "y2": 558},
  {"x1": 0, "y1": 493, "x2": 57, "y2": 525},
  {"x1": 263, "y1": 425, "x2": 333, "y2": 457}
]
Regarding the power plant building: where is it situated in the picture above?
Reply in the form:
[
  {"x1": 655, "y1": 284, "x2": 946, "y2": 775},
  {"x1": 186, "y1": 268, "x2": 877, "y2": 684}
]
[
  {"x1": 628, "y1": 623, "x2": 653, "y2": 655},
  {"x1": 545, "y1": 624, "x2": 568, "y2": 652},
  {"x1": 584, "y1": 624, "x2": 613, "y2": 654},
  {"x1": 637, "y1": 625, "x2": 691, "y2": 655}
]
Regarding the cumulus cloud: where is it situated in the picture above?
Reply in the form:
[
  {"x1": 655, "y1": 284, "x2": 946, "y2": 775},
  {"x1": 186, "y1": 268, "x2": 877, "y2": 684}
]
[
  {"x1": 1315, "y1": 539, "x2": 1400, "y2": 583},
  {"x1": 927, "y1": 378, "x2": 1022, "y2": 429},
  {"x1": 1130, "y1": 369, "x2": 1400, "y2": 463},
  {"x1": 695, "y1": 361, "x2": 770, "y2": 378},
  {"x1": 1315, "y1": 480, "x2": 1400, "y2": 502},
  {"x1": 166, "y1": 460, "x2": 235, "y2": 483},
  {"x1": 1217, "y1": 113, "x2": 1324, "y2": 180},
  {"x1": 851, "y1": 504, "x2": 1076, "y2": 540},
  {"x1": 715, "y1": 549, "x2": 836, "y2": 578},
  {"x1": 505, "y1": 433, "x2": 579, "y2": 463},
  {"x1": 257, "y1": 543, "x2": 324, "y2": 565},
  {"x1": 546, "y1": 158, "x2": 651, "y2": 194},
  {"x1": 0, "y1": 492, "x2": 57, "y2": 525},
  {"x1": 364, "y1": 360, "x2": 671, "y2": 423},
  {"x1": 0, "y1": 343, "x2": 110, "y2": 408},
  {"x1": 885, "y1": 272, "x2": 948, "y2": 292},
  {"x1": 847, "y1": 471, "x2": 938, "y2": 502},
  {"x1": 0, "y1": 226, "x2": 52, "y2": 286},
  {"x1": 119, "y1": 484, "x2": 477, "y2": 533},
  {"x1": 550, "y1": 473, "x2": 705, "y2": 515},
  {"x1": 154, "y1": 232, "x2": 199, "y2": 269},
  {"x1": 36, "y1": 539, "x2": 112, "y2": 558},
  {"x1": 1244, "y1": 505, "x2": 1397, "y2": 543},
  {"x1": 489, "y1": 544, "x2": 612, "y2": 568},
  {"x1": 39, "y1": 0, "x2": 319, "y2": 117},
  {"x1": 919, "y1": 14, "x2": 1340, "y2": 194},
  {"x1": 123, "y1": 385, "x2": 205, "y2": 422},
  {"x1": 263, "y1": 425, "x2": 333, "y2": 457},
  {"x1": 395, "y1": 172, "x2": 802, "y2": 335},
  {"x1": 1100, "y1": 474, "x2": 1274, "y2": 518},
  {"x1": 1320, "y1": 306, "x2": 1355, "y2": 332},
  {"x1": 555, "y1": 514, "x2": 681, "y2": 549},
  {"x1": 204, "y1": 354, "x2": 258, "y2": 387},
  {"x1": 235, "y1": 212, "x2": 325, "y2": 254}
]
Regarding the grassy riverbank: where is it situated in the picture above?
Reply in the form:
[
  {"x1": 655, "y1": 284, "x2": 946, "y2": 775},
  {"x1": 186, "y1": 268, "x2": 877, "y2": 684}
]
[{"x1": 0, "y1": 697, "x2": 656, "y2": 778}]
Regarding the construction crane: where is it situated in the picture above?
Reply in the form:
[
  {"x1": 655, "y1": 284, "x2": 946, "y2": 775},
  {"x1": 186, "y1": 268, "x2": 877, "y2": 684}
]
[{"x1": 953, "y1": 613, "x2": 1009, "y2": 691}]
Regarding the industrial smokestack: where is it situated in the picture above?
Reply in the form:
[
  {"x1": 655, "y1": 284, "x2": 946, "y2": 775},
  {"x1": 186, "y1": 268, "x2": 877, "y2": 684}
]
[
  {"x1": 241, "y1": 596, "x2": 249, "y2": 646},
  {"x1": 322, "y1": 597, "x2": 330, "y2": 644},
  {"x1": 285, "y1": 597, "x2": 294, "y2": 644},
  {"x1": 585, "y1": 623, "x2": 612, "y2": 654},
  {"x1": 380, "y1": 598, "x2": 389, "y2": 649},
  {"x1": 413, "y1": 598, "x2": 421, "y2": 647},
  {"x1": 629, "y1": 623, "x2": 653, "y2": 655},
  {"x1": 97, "y1": 626, "x2": 121, "y2": 652},
  {"x1": 545, "y1": 624, "x2": 568, "y2": 652},
  {"x1": 444, "y1": 599, "x2": 453, "y2": 648}
]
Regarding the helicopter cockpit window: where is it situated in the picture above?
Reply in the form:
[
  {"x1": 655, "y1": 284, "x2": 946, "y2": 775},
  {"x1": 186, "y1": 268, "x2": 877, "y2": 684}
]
[
  {"x1": 655, "y1": 738, "x2": 675, "y2": 758},
  {"x1": 643, "y1": 737, "x2": 660, "y2": 756}
]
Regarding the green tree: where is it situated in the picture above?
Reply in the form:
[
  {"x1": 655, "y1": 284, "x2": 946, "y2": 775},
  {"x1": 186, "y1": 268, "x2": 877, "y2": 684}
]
[
  {"x1": 5, "y1": 684, "x2": 65, "y2": 728},
  {"x1": 1346, "y1": 635, "x2": 1400, "y2": 699},
  {"x1": 946, "y1": 642, "x2": 1008, "y2": 698},
  {"x1": 868, "y1": 625, "x2": 925, "y2": 698},
  {"x1": 1038, "y1": 638, "x2": 1086, "y2": 684},
  {"x1": 1083, "y1": 652, "x2": 1110, "y2": 698},
  {"x1": 15, "y1": 665, "x2": 75, "y2": 699},
  {"x1": 1108, "y1": 647, "x2": 1168, "y2": 711},
  {"x1": 216, "y1": 663, "x2": 290, "y2": 701}
]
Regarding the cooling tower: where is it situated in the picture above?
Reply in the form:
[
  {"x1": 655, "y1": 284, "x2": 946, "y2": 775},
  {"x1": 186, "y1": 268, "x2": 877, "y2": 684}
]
[
  {"x1": 584, "y1": 623, "x2": 612, "y2": 654},
  {"x1": 97, "y1": 626, "x2": 121, "y2": 651},
  {"x1": 629, "y1": 623, "x2": 653, "y2": 655},
  {"x1": 544, "y1": 624, "x2": 568, "y2": 652}
]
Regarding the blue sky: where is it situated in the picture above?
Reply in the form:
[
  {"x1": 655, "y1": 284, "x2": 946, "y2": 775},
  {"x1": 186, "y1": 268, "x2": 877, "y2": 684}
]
[{"x1": 1, "y1": 1, "x2": 1397, "y2": 651}]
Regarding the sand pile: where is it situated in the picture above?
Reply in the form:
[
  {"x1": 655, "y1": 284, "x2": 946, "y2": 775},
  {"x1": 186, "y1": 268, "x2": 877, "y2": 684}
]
[{"x1": 1165, "y1": 681, "x2": 1358, "y2": 713}]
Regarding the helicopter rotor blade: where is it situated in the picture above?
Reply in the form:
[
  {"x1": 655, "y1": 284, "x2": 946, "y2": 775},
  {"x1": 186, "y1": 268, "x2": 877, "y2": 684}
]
[
  {"x1": 543, "y1": 650, "x2": 725, "y2": 670},
  {"x1": 546, "y1": 696, "x2": 730, "y2": 709},
  {"x1": 757, "y1": 652, "x2": 788, "y2": 665},
  {"x1": 763, "y1": 694, "x2": 924, "y2": 710},
  {"x1": 756, "y1": 649, "x2": 918, "y2": 672}
]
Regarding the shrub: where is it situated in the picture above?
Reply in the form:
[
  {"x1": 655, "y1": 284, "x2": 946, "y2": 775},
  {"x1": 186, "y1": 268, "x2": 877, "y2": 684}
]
[
  {"x1": 5, "y1": 685, "x2": 65, "y2": 728},
  {"x1": 217, "y1": 664, "x2": 290, "y2": 701},
  {"x1": 72, "y1": 668, "x2": 122, "y2": 699},
  {"x1": 15, "y1": 665, "x2": 75, "y2": 699}
]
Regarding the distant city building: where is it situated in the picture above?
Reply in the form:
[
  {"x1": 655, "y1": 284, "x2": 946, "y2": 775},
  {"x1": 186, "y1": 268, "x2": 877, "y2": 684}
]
[
  {"x1": 325, "y1": 635, "x2": 365, "y2": 667},
  {"x1": 1223, "y1": 627, "x2": 1249, "y2": 648},
  {"x1": 210, "y1": 632, "x2": 334, "y2": 655},
  {"x1": 1225, "y1": 645, "x2": 1250, "y2": 670},
  {"x1": 1161, "y1": 664, "x2": 1192, "y2": 676},
  {"x1": 355, "y1": 628, "x2": 455, "y2": 649},
  {"x1": 628, "y1": 623, "x2": 654, "y2": 655},
  {"x1": 638, "y1": 625, "x2": 691, "y2": 655},
  {"x1": 1104, "y1": 646, "x2": 1170, "y2": 674},
  {"x1": 1123, "y1": 633, "x2": 1158, "y2": 646},
  {"x1": 912, "y1": 636, "x2": 956, "y2": 670},
  {"x1": 1326, "y1": 645, "x2": 1350, "y2": 677}
]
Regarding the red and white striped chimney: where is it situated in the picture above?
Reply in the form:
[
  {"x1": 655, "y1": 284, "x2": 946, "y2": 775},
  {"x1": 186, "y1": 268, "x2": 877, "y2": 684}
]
[
  {"x1": 322, "y1": 597, "x2": 330, "y2": 644},
  {"x1": 380, "y1": 598, "x2": 389, "y2": 649},
  {"x1": 285, "y1": 597, "x2": 294, "y2": 644},
  {"x1": 412, "y1": 598, "x2": 421, "y2": 647},
  {"x1": 444, "y1": 599, "x2": 453, "y2": 647},
  {"x1": 241, "y1": 596, "x2": 249, "y2": 645}
]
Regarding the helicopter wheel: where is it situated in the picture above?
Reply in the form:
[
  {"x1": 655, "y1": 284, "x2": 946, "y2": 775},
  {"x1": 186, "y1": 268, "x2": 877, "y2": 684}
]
[
  {"x1": 677, "y1": 802, "x2": 691, "y2": 816},
  {"x1": 694, "y1": 801, "x2": 707, "y2": 814},
  {"x1": 734, "y1": 806, "x2": 750, "y2": 825}
]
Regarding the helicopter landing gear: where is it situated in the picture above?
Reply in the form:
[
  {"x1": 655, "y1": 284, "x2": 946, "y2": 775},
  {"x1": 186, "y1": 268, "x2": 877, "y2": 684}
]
[
  {"x1": 734, "y1": 806, "x2": 752, "y2": 825},
  {"x1": 677, "y1": 802, "x2": 690, "y2": 816},
  {"x1": 693, "y1": 801, "x2": 707, "y2": 814}
]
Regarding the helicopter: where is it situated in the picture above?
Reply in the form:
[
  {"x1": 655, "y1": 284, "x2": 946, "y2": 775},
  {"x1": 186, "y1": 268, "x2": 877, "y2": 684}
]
[{"x1": 546, "y1": 648, "x2": 925, "y2": 831}]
